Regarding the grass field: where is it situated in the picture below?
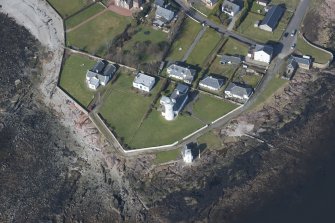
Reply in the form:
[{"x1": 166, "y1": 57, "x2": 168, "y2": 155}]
[
  {"x1": 192, "y1": 94, "x2": 239, "y2": 123},
  {"x1": 66, "y1": 11, "x2": 131, "y2": 55},
  {"x1": 271, "y1": 0, "x2": 300, "y2": 10},
  {"x1": 187, "y1": 28, "x2": 222, "y2": 66},
  {"x1": 59, "y1": 54, "x2": 96, "y2": 107},
  {"x1": 240, "y1": 74, "x2": 262, "y2": 88},
  {"x1": 296, "y1": 36, "x2": 332, "y2": 64},
  {"x1": 197, "y1": 131, "x2": 222, "y2": 150},
  {"x1": 167, "y1": 18, "x2": 202, "y2": 61},
  {"x1": 209, "y1": 56, "x2": 238, "y2": 79},
  {"x1": 99, "y1": 73, "x2": 158, "y2": 147},
  {"x1": 252, "y1": 76, "x2": 287, "y2": 109},
  {"x1": 236, "y1": 12, "x2": 287, "y2": 43},
  {"x1": 154, "y1": 149, "x2": 181, "y2": 164},
  {"x1": 47, "y1": 0, "x2": 92, "y2": 18},
  {"x1": 221, "y1": 38, "x2": 249, "y2": 56},
  {"x1": 122, "y1": 25, "x2": 167, "y2": 62},
  {"x1": 130, "y1": 111, "x2": 203, "y2": 148},
  {"x1": 65, "y1": 3, "x2": 105, "y2": 29}
]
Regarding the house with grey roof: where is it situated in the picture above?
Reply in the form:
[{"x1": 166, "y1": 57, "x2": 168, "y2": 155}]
[
  {"x1": 291, "y1": 55, "x2": 311, "y2": 69},
  {"x1": 259, "y1": 5, "x2": 285, "y2": 32},
  {"x1": 160, "y1": 83, "x2": 189, "y2": 121},
  {"x1": 154, "y1": 0, "x2": 165, "y2": 7},
  {"x1": 256, "y1": 0, "x2": 270, "y2": 6},
  {"x1": 221, "y1": 0, "x2": 240, "y2": 17},
  {"x1": 86, "y1": 60, "x2": 116, "y2": 90},
  {"x1": 199, "y1": 76, "x2": 225, "y2": 91},
  {"x1": 167, "y1": 64, "x2": 196, "y2": 84},
  {"x1": 248, "y1": 44, "x2": 273, "y2": 64},
  {"x1": 201, "y1": 0, "x2": 218, "y2": 7},
  {"x1": 284, "y1": 57, "x2": 298, "y2": 80},
  {"x1": 220, "y1": 55, "x2": 242, "y2": 65},
  {"x1": 224, "y1": 82, "x2": 253, "y2": 102},
  {"x1": 153, "y1": 6, "x2": 175, "y2": 27},
  {"x1": 132, "y1": 72, "x2": 156, "y2": 92}
]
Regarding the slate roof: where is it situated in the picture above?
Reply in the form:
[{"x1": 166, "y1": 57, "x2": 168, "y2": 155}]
[
  {"x1": 155, "y1": 6, "x2": 174, "y2": 22},
  {"x1": 91, "y1": 60, "x2": 106, "y2": 73},
  {"x1": 260, "y1": 5, "x2": 285, "y2": 30},
  {"x1": 133, "y1": 73, "x2": 155, "y2": 88},
  {"x1": 222, "y1": 0, "x2": 240, "y2": 15},
  {"x1": 170, "y1": 83, "x2": 189, "y2": 112},
  {"x1": 291, "y1": 55, "x2": 311, "y2": 66},
  {"x1": 155, "y1": 0, "x2": 165, "y2": 7},
  {"x1": 225, "y1": 82, "x2": 253, "y2": 98},
  {"x1": 200, "y1": 76, "x2": 225, "y2": 90},
  {"x1": 287, "y1": 57, "x2": 298, "y2": 69},
  {"x1": 255, "y1": 44, "x2": 273, "y2": 56},
  {"x1": 103, "y1": 64, "x2": 117, "y2": 77},
  {"x1": 220, "y1": 55, "x2": 242, "y2": 64},
  {"x1": 167, "y1": 64, "x2": 195, "y2": 83}
]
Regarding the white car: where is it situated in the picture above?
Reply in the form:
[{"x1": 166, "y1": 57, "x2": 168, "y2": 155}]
[
  {"x1": 291, "y1": 29, "x2": 297, "y2": 36},
  {"x1": 291, "y1": 43, "x2": 296, "y2": 49}
]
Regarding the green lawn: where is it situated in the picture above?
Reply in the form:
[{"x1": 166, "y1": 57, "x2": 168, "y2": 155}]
[
  {"x1": 271, "y1": 0, "x2": 300, "y2": 10},
  {"x1": 193, "y1": 94, "x2": 239, "y2": 123},
  {"x1": 66, "y1": 11, "x2": 131, "y2": 55},
  {"x1": 250, "y1": 2, "x2": 266, "y2": 15},
  {"x1": 65, "y1": 3, "x2": 105, "y2": 29},
  {"x1": 241, "y1": 74, "x2": 262, "y2": 88},
  {"x1": 252, "y1": 76, "x2": 288, "y2": 108},
  {"x1": 197, "y1": 131, "x2": 222, "y2": 150},
  {"x1": 130, "y1": 111, "x2": 203, "y2": 148},
  {"x1": 167, "y1": 18, "x2": 202, "y2": 61},
  {"x1": 221, "y1": 38, "x2": 249, "y2": 56},
  {"x1": 296, "y1": 36, "x2": 332, "y2": 64},
  {"x1": 236, "y1": 12, "x2": 286, "y2": 43},
  {"x1": 59, "y1": 54, "x2": 96, "y2": 107},
  {"x1": 209, "y1": 56, "x2": 238, "y2": 79},
  {"x1": 122, "y1": 25, "x2": 167, "y2": 62},
  {"x1": 47, "y1": 0, "x2": 92, "y2": 18},
  {"x1": 187, "y1": 28, "x2": 222, "y2": 66},
  {"x1": 154, "y1": 149, "x2": 181, "y2": 164},
  {"x1": 191, "y1": 1, "x2": 213, "y2": 16},
  {"x1": 99, "y1": 73, "x2": 158, "y2": 147}
]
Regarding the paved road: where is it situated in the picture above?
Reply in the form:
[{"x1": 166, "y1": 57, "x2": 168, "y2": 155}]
[
  {"x1": 174, "y1": 0, "x2": 256, "y2": 45},
  {"x1": 182, "y1": 25, "x2": 207, "y2": 61},
  {"x1": 277, "y1": 0, "x2": 312, "y2": 59}
]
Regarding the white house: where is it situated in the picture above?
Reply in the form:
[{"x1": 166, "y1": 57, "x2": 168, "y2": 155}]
[
  {"x1": 225, "y1": 82, "x2": 253, "y2": 102},
  {"x1": 87, "y1": 77, "x2": 100, "y2": 90},
  {"x1": 167, "y1": 64, "x2": 196, "y2": 84},
  {"x1": 221, "y1": 0, "x2": 240, "y2": 17},
  {"x1": 248, "y1": 44, "x2": 273, "y2": 64},
  {"x1": 86, "y1": 61, "x2": 116, "y2": 90},
  {"x1": 132, "y1": 72, "x2": 156, "y2": 92},
  {"x1": 182, "y1": 145, "x2": 193, "y2": 163},
  {"x1": 160, "y1": 83, "x2": 189, "y2": 121},
  {"x1": 256, "y1": 0, "x2": 269, "y2": 7},
  {"x1": 199, "y1": 76, "x2": 225, "y2": 91}
]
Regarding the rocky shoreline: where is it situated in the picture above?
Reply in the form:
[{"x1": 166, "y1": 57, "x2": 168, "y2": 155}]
[{"x1": 1, "y1": 0, "x2": 335, "y2": 222}]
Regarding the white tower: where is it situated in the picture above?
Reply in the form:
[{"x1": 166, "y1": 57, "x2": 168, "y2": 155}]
[
  {"x1": 182, "y1": 146, "x2": 193, "y2": 163},
  {"x1": 160, "y1": 96, "x2": 175, "y2": 121}
]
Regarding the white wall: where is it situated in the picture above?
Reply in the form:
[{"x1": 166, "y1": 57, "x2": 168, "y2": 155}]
[{"x1": 254, "y1": 51, "x2": 271, "y2": 63}]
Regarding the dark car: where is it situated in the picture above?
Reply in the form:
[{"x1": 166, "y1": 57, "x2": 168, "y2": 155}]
[{"x1": 284, "y1": 32, "x2": 289, "y2": 37}]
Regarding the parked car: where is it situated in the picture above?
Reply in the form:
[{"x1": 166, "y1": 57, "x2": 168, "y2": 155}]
[
  {"x1": 291, "y1": 29, "x2": 297, "y2": 36},
  {"x1": 284, "y1": 32, "x2": 289, "y2": 37},
  {"x1": 291, "y1": 43, "x2": 296, "y2": 49}
]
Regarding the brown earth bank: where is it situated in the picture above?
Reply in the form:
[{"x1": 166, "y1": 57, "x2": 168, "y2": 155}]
[
  {"x1": 302, "y1": 0, "x2": 335, "y2": 50},
  {"x1": 136, "y1": 68, "x2": 335, "y2": 222},
  {"x1": 2, "y1": 8, "x2": 335, "y2": 223}
]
